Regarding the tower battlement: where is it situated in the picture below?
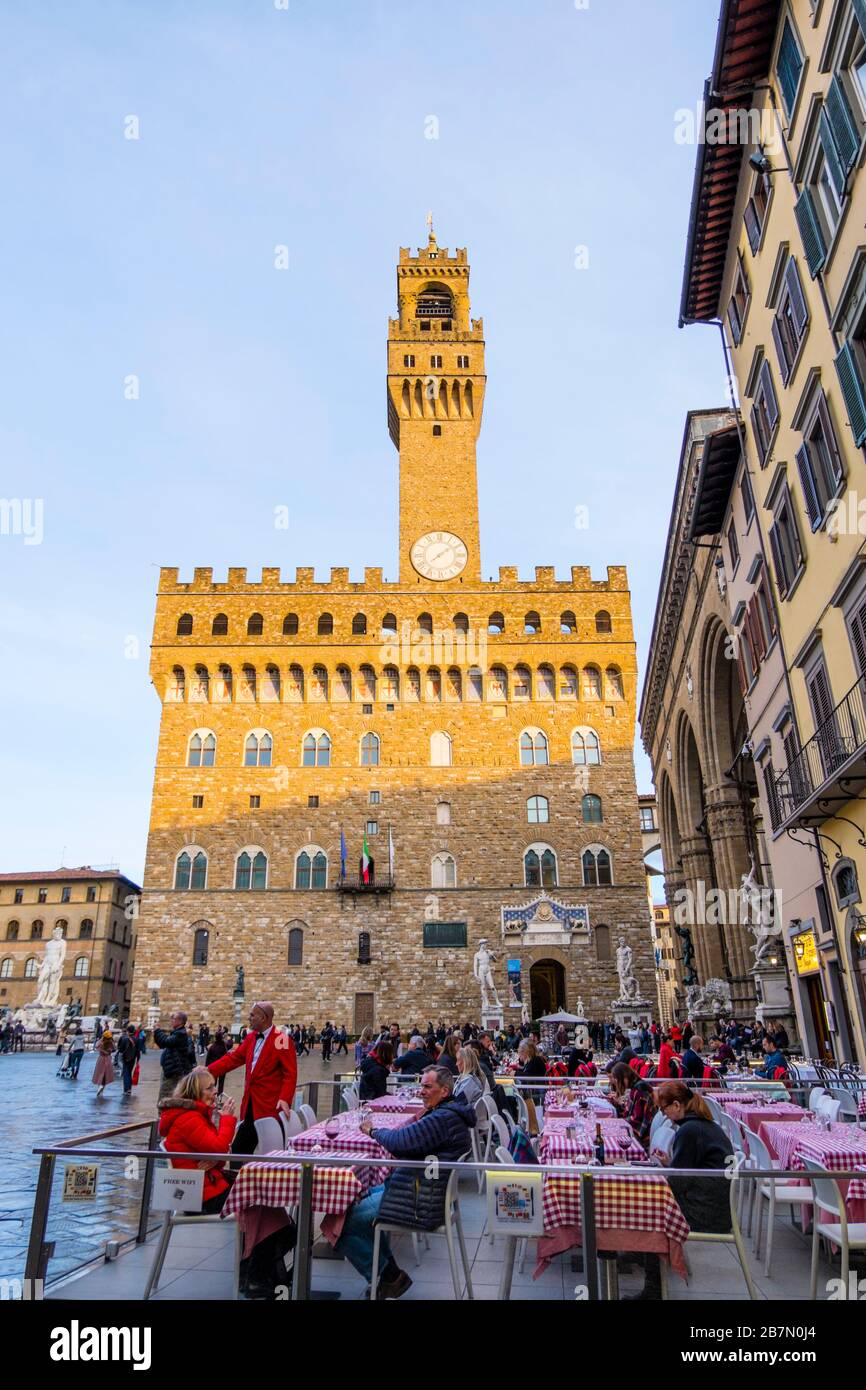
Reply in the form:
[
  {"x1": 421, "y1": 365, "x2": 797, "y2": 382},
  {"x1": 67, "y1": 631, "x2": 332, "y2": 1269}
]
[{"x1": 158, "y1": 565, "x2": 630, "y2": 594}]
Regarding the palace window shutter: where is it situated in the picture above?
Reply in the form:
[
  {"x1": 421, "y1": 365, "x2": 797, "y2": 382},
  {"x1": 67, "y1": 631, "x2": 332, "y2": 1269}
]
[
  {"x1": 728, "y1": 297, "x2": 743, "y2": 345},
  {"x1": 769, "y1": 522, "x2": 789, "y2": 596},
  {"x1": 795, "y1": 443, "x2": 823, "y2": 529},
  {"x1": 808, "y1": 664, "x2": 834, "y2": 732},
  {"x1": 736, "y1": 644, "x2": 748, "y2": 695},
  {"x1": 762, "y1": 763, "x2": 781, "y2": 832},
  {"x1": 744, "y1": 201, "x2": 762, "y2": 254},
  {"x1": 849, "y1": 599, "x2": 866, "y2": 679},
  {"x1": 816, "y1": 395, "x2": 844, "y2": 486},
  {"x1": 820, "y1": 107, "x2": 848, "y2": 200},
  {"x1": 760, "y1": 360, "x2": 779, "y2": 430},
  {"x1": 825, "y1": 76, "x2": 860, "y2": 187},
  {"x1": 772, "y1": 315, "x2": 791, "y2": 384},
  {"x1": 750, "y1": 402, "x2": 767, "y2": 464},
  {"x1": 749, "y1": 598, "x2": 767, "y2": 662},
  {"x1": 855, "y1": 0, "x2": 866, "y2": 38},
  {"x1": 835, "y1": 342, "x2": 866, "y2": 446},
  {"x1": 785, "y1": 258, "x2": 808, "y2": 335},
  {"x1": 794, "y1": 189, "x2": 827, "y2": 277},
  {"x1": 777, "y1": 20, "x2": 803, "y2": 116}
]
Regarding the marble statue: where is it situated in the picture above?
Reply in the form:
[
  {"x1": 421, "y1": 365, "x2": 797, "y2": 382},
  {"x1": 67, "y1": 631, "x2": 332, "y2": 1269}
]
[
  {"x1": 739, "y1": 853, "x2": 777, "y2": 966},
  {"x1": 473, "y1": 939, "x2": 501, "y2": 1012},
  {"x1": 576, "y1": 996, "x2": 586, "y2": 1019},
  {"x1": 34, "y1": 927, "x2": 67, "y2": 1008},
  {"x1": 615, "y1": 936, "x2": 639, "y2": 1001},
  {"x1": 687, "y1": 977, "x2": 733, "y2": 1018}
]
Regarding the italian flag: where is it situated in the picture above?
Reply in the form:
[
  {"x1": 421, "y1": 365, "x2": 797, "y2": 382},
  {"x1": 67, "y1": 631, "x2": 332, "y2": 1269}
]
[{"x1": 361, "y1": 831, "x2": 371, "y2": 884}]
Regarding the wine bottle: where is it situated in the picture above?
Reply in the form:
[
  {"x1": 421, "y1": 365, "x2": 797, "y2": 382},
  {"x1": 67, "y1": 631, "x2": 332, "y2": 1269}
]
[{"x1": 594, "y1": 1121, "x2": 605, "y2": 1166}]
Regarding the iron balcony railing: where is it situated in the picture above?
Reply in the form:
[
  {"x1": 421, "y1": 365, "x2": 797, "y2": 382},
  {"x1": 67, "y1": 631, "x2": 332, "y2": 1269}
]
[
  {"x1": 773, "y1": 675, "x2": 866, "y2": 826},
  {"x1": 335, "y1": 872, "x2": 396, "y2": 893}
]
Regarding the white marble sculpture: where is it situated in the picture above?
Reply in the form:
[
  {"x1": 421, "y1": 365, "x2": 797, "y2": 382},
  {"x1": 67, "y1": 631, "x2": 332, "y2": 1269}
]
[
  {"x1": 687, "y1": 977, "x2": 733, "y2": 1017},
  {"x1": 615, "y1": 936, "x2": 639, "y2": 1002},
  {"x1": 34, "y1": 927, "x2": 67, "y2": 1008},
  {"x1": 473, "y1": 939, "x2": 501, "y2": 1012},
  {"x1": 739, "y1": 853, "x2": 777, "y2": 966}
]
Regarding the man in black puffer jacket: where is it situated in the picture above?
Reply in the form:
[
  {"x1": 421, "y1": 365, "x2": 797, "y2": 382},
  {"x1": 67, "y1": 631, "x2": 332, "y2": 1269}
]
[
  {"x1": 153, "y1": 1010, "x2": 196, "y2": 1101},
  {"x1": 336, "y1": 1064, "x2": 476, "y2": 1299}
]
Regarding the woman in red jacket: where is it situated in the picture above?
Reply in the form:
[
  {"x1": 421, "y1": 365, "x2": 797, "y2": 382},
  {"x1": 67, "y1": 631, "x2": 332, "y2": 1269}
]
[
  {"x1": 657, "y1": 1036, "x2": 679, "y2": 1079},
  {"x1": 669, "y1": 1022, "x2": 683, "y2": 1053},
  {"x1": 158, "y1": 1066, "x2": 238, "y2": 1212}
]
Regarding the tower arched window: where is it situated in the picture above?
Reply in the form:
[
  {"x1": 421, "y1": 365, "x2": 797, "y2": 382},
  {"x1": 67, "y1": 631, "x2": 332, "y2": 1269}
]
[
  {"x1": 283, "y1": 613, "x2": 299, "y2": 636},
  {"x1": 572, "y1": 728, "x2": 601, "y2": 765},
  {"x1": 317, "y1": 613, "x2": 333, "y2": 636},
  {"x1": 426, "y1": 667, "x2": 441, "y2": 701},
  {"x1": 382, "y1": 666, "x2": 399, "y2": 700},
  {"x1": 175, "y1": 850, "x2": 208, "y2": 891},
  {"x1": 244, "y1": 731, "x2": 273, "y2": 767},
  {"x1": 235, "y1": 849, "x2": 268, "y2": 891},
  {"x1": 514, "y1": 666, "x2": 531, "y2": 700},
  {"x1": 524, "y1": 611, "x2": 541, "y2": 634},
  {"x1": 167, "y1": 667, "x2": 186, "y2": 702},
  {"x1": 537, "y1": 665, "x2": 555, "y2": 700},
  {"x1": 430, "y1": 731, "x2": 452, "y2": 767},
  {"x1": 595, "y1": 610, "x2": 612, "y2": 634},
  {"x1": 359, "y1": 665, "x2": 376, "y2": 701},
  {"x1": 74, "y1": 956, "x2": 89, "y2": 978},
  {"x1": 520, "y1": 729, "x2": 549, "y2": 766},
  {"x1": 381, "y1": 613, "x2": 398, "y2": 638},
  {"x1": 582, "y1": 794, "x2": 603, "y2": 823},
  {"x1": 311, "y1": 665, "x2": 328, "y2": 700},
  {"x1": 192, "y1": 924, "x2": 210, "y2": 966},
  {"x1": 489, "y1": 666, "x2": 508, "y2": 701},
  {"x1": 176, "y1": 613, "x2": 193, "y2": 636},
  {"x1": 527, "y1": 795, "x2": 549, "y2": 824},
  {"x1": 302, "y1": 731, "x2": 331, "y2": 766},
  {"x1": 6, "y1": 921, "x2": 18, "y2": 941},
  {"x1": 582, "y1": 847, "x2": 612, "y2": 886},
  {"x1": 487, "y1": 612, "x2": 504, "y2": 635},
  {"x1": 262, "y1": 665, "x2": 281, "y2": 701},
  {"x1": 405, "y1": 667, "x2": 421, "y2": 701},
  {"x1": 431, "y1": 852, "x2": 457, "y2": 888},
  {"x1": 560, "y1": 666, "x2": 578, "y2": 700},
  {"x1": 287, "y1": 664, "x2": 304, "y2": 701},
  {"x1": 524, "y1": 846, "x2": 557, "y2": 888},
  {"x1": 418, "y1": 613, "x2": 433, "y2": 635},
  {"x1": 560, "y1": 611, "x2": 576, "y2": 634},
  {"x1": 605, "y1": 666, "x2": 624, "y2": 700},
  {"x1": 239, "y1": 665, "x2": 256, "y2": 701},
  {"x1": 335, "y1": 666, "x2": 352, "y2": 701},
  {"x1": 583, "y1": 665, "x2": 602, "y2": 699},
  {"x1": 24, "y1": 956, "x2": 38, "y2": 979},
  {"x1": 445, "y1": 668, "x2": 462, "y2": 701},
  {"x1": 247, "y1": 613, "x2": 263, "y2": 636},
  {"x1": 31, "y1": 920, "x2": 43, "y2": 940},
  {"x1": 454, "y1": 613, "x2": 469, "y2": 633},
  {"x1": 295, "y1": 850, "x2": 327, "y2": 889},
  {"x1": 191, "y1": 666, "x2": 209, "y2": 701},
  {"x1": 361, "y1": 732, "x2": 380, "y2": 766},
  {"x1": 0, "y1": 958, "x2": 13, "y2": 978},
  {"x1": 212, "y1": 613, "x2": 228, "y2": 636},
  {"x1": 288, "y1": 924, "x2": 304, "y2": 965},
  {"x1": 188, "y1": 731, "x2": 216, "y2": 767},
  {"x1": 215, "y1": 664, "x2": 232, "y2": 701},
  {"x1": 352, "y1": 613, "x2": 367, "y2": 635}
]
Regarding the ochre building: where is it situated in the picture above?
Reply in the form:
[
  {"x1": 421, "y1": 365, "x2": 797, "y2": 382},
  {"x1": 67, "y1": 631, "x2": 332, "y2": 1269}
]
[{"x1": 130, "y1": 232, "x2": 654, "y2": 1032}]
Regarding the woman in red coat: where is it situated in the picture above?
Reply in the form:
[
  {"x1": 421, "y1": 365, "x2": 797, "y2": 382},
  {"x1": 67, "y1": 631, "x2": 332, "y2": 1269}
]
[
  {"x1": 669, "y1": 1022, "x2": 683, "y2": 1053},
  {"x1": 158, "y1": 1067, "x2": 238, "y2": 1212},
  {"x1": 657, "y1": 1036, "x2": 679, "y2": 1079}
]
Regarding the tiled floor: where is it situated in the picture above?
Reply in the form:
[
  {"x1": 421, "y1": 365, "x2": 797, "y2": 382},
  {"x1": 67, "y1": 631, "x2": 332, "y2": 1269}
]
[{"x1": 46, "y1": 1179, "x2": 848, "y2": 1302}]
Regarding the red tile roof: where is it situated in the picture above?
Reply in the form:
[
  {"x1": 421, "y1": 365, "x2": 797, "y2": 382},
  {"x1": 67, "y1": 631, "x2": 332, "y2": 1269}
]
[{"x1": 0, "y1": 867, "x2": 140, "y2": 886}]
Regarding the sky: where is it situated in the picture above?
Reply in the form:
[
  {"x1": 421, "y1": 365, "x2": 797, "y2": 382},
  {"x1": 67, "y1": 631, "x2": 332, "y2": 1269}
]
[{"x1": 0, "y1": 0, "x2": 726, "y2": 883}]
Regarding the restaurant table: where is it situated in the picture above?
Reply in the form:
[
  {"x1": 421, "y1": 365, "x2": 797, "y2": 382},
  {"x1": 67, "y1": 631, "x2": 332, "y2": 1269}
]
[
  {"x1": 727, "y1": 1100, "x2": 809, "y2": 1137},
  {"x1": 366, "y1": 1094, "x2": 424, "y2": 1114},
  {"x1": 535, "y1": 1169, "x2": 690, "y2": 1282},
  {"x1": 538, "y1": 1117, "x2": 647, "y2": 1165},
  {"x1": 845, "y1": 1167, "x2": 866, "y2": 1221},
  {"x1": 542, "y1": 1090, "x2": 616, "y2": 1117},
  {"x1": 289, "y1": 1108, "x2": 414, "y2": 1161},
  {"x1": 759, "y1": 1121, "x2": 866, "y2": 1234}
]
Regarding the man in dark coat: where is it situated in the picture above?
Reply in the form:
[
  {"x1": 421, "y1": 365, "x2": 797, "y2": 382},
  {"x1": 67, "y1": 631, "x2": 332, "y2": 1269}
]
[
  {"x1": 337, "y1": 1065, "x2": 476, "y2": 1298},
  {"x1": 153, "y1": 1010, "x2": 196, "y2": 1100},
  {"x1": 391, "y1": 1034, "x2": 430, "y2": 1075}
]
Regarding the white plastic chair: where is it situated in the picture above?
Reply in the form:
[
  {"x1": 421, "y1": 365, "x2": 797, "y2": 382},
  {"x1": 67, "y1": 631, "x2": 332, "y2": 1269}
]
[
  {"x1": 471, "y1": 1097, "x2": 492, "y2": 1191},
  {"x1": 144, "y1": 1143, "x2": 243, "y2": 1300},
  {"x1": 341, "y1": 1085, "x2": 360, "y2": 1110},
  {"x1": 682, "y1": 1169, "x2": 758, "y2": 1300},
  {"x1": 282, "y1": 1108, "x2": 304, "y2": 1140},
  {"x1": 808, "y1": 1087, "x2": 826, "y2": 1113},
  {"x1": 746, "y1": 1127, "x2": 813, "y2": 1277},
  {"x1": 298, "y1": 1103, "x2": 318, "y2": 1130},
  {"x1": 828, "y1": 1088, "x2": 860, "y2": 1126},
  {"x1": 816, "y1": 1095, "x2": 842, "y2": 1125},
  {"x1": 804, "y1": 1157, "x2": 866, "y2": 1299},
  {"x1": 371, "y1": 1156, "x2": 474, "y2": 1301}
]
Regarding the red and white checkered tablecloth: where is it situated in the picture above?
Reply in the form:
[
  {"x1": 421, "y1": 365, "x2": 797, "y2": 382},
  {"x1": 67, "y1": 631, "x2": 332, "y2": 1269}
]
[
  {"x1": 539, "y1": 1118, "x2": 646, "y2": 1164},
  {"x1": 760, "y1": 1120, "x2": 822, "y2": 1170},
  {"x1": 288, "y1": 1109, "x2": 413, "y2": 1161},
  {"x1": 788, "y1": 1125, "x2": 866, "y2": 1175},
  {"x1": 537, "y1": 1170, "x2": 690, "y2": 1279},
  {"x1": 542, "y1": 1090, "x2": 616, "y2": 1117},
  {"x1": 846, "y1": 1166, "x2": 866, "y2": 1212},
  {"x1": 727, "y1": 1101, "x2": 809, "y2": 1133},
  {"x1": 707, "y1": 1091, "x2": 771, "y2": 1108},
  {"x1": 222, "y1": 1154, "x2": 381, "y2": 1224},
  {"x1": 366, "y1": 1095, "x2": 424, "y2": 1114}
]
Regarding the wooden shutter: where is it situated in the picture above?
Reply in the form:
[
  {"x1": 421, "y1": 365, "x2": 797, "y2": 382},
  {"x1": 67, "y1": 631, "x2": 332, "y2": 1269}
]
[
  {"x1": 796, "y1": 443, "x2": 823, "y2": 528},
  {"x1": 744, "y1": 200, "x2": 761, "y2": 253},
  {"x1": 855, "y1": 0, "x2": 866, "y2": 38},
  {"x1": 835, "y1": 342, "x2": 866, "y2": 446},
  {"x1": 750, "y1": 402, "x2": 767, "y2": 464},
  {"x1": 762, "y1": 763, "x2": 781, "y2": 832},
  {"x1": 785, "y1": 258, "x2": 808, "y2": 335},
  {"x1": 772, "y1": 314, "x2": 791, "y2": 384},
  {"x1": 849, "y1": 598, "x2": 866, "y2": 679},
  {"x1": 769, "y1": 522, "x2": 789, "y2": 596},
  {"x1": 794, "y1": 189, "x2": 827, "y2": 277},
  {"x1": 736, "y1": 644, "x2": 748, "y2": 694},
  {"x1": 808, "y1": 664, "x2": 835, "y2": 730},
  {"x1": 825, "y1": 75, "x2": 860, "y2": 186},
  {"x1": 761, "y1": 360, "x2": 779, "y2": 430},
  {"x1": 728, "y1": 297, "x2": 742, "y2": 345},
  {"x1": 748, "y1": 598, "x2": 767, "y2": 662},
  {"x1": 816, "y1": 394, "x2": 844, "y2": 486},
  {"x1": 777, "y1": 20, "x2": 803, "y2": 115}
]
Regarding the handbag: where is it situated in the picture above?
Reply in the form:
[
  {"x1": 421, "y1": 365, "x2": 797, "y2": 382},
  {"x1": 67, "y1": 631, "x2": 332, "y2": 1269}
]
[
  {"x1": 376, "y1": 1168, "x2": 450, "y2": 1232},
  {"x1": 131, "y1": 1061, "x2": 141, "y2": 1086}
]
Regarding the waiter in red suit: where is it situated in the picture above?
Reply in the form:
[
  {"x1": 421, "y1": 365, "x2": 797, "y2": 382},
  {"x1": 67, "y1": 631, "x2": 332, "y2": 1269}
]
[{"x1": 208, "y1": 1001, "x2": 298, "y2": 1154}]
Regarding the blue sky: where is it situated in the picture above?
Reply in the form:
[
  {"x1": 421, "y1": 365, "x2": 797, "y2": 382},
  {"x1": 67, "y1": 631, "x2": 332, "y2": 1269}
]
[{"x1": 0, "y1": 0, "x2": 724, "y2": 881}]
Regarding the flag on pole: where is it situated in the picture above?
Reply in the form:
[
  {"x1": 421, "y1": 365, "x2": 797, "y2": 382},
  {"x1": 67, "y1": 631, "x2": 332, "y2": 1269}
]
[
  {"x1": 361, "y1": 830, "x2": 371, "y2": 885},
  {"x1": 340, "y1": 829, "x2": 347, "y2": 881},
  {"x1": 388, "y1": 824, "x2": 394, "y2": 883}
]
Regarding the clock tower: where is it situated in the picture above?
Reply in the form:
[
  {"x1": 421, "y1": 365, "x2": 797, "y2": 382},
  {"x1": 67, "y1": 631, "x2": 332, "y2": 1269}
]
[{"x1": 387, "y1": 226, "x2": 485, "y2": 584}]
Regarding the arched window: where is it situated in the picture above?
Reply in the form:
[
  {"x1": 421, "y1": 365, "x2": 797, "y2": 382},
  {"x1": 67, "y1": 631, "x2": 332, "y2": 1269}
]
[
  {"x1": 595, "y1": 610, "x2": 612, "y2": 634},
  {"x1": 426, "y1": 667, "x2": 441, "y2": 701},
  {"x1": 244, "y1": 731, "x2": 273, "y2": 767},
  {"x1": 302, "y1": 731, "x2": 331, "y2": 767},
  {"x1": 212, "y1": 613, "x2": 228, "y2": 636},
  {"x1": 283, "y1": 613, "x2": 299, "y2": 636},
  {"x1": 520, "y1": 729, "x2": 549, "y2": 766},
  {"x1": 489, "y1": 666, "x2": 508, "y2": 700},
  {"x1": 445, "y1": 668, "x2": 462, "y2": 701},
  {"x1": 167, "y1": 667, "x2": 186, "y2": 702},
  {"x1": 487, "y1": 612, "x2": 504, "y2": 635},
  {"x1": 418, "y1": 613, "x2": 433, "y2": 635},
  {"x1": 262, "y1": 665, "x2": 281, "y2": 701},
  {"x1": 352, "y1": 613, "x2": 367, "y2": 635},
  {"x1": 56, "y1": 920, "x2": 68, "y2": 938},
  {"x1": 405, "y1": 667, "x2": 421, "y2": 701},
  {"x1": 382, "y1": 666, "x2": 399, "y2": 700},
  {"x1": 381, "y1": 613, "x2": 398, "y2": 638},
  {"x1": 215, "y1": 664, "x2": 232, "y2": 701},
  {"x1": 287, "y1": 664, "x2": 304, "y2": 701},
  {"x1": 595, "y1": 924, "x2": 611, "y2": 961},
  {"x1": 317, "y1": 613, "x2": 333, "y2": 635},
  {"x1": 288, "y1": 924, "x2": 304, "y2": 965},
  {"x1": 431, "y1": 731, "x2": 452, "y2": 766},
  {"x1": 361, "y1": 732, "x2": 380, "y2": 766},
  {"x1": 74, "y1": 956, "x2": 89, "y2": 978},
  {"x1": 454, "y1": 613, "x2": 469, "y2": 633},
  {"x1": 560, "y1": 666, "x2": 578, "y2": 700},
  {"x1": 6, "y1": 921, "x2": 18, "y2": 941},
  {"x1": 191, "y1": 665, "x2": 209, "y2": 701},
  {"x1": 247, "y1": 613, "x2": 263, "y2": 636},
  {"x1": 524, "y1": 611, "x2": 541, "y2": 634},
  {"x1": 24, "y1": 956, "x2": 38, "y2": 979},
  {"x1": 583, "y1": 665, "x2": 602, "y2": 699},
  {"x1": 239, "y1": 665, "x2": 256, "y2": 701},
  {"x1": 572, "y1": 728, "x2": 602, "y2": 765},
  {"x1": 0, "y1": 958, "x2": 12, "y2": 978},
  {"x1": 192, "y1": 924, "x2": 210, "y2": 966},
  {"x1": 560, "y1": 611, "x2": 576, "y2": 634},
  {"x1": 335, "y1": 665, "x2": 352, "y2": 701},
  {"x1": 467, "y1": 668, "x2": 483, "y2": 702},
  {"x1": 188, "y1": 730, "x2": 216, "y2": 767},
  {"x1": 311, "y1": 665, "x2": 328, "y2": 700},
  {"x1": 432, "y1": 852, "x2": 457, "y2": 888},
  {"x1": 582, "y1": 847, "x2": 612, "y2": 886},
  {"x1": 582, "y1": 794, "x2": 603, "y2": 823},
  {"x1": 31, "y1": 920, "x2": 43, "y2": 940},
  {"x1": 527, "y1": 795, "x2": 549, "y2": 824},
  {"x1": 176, "y1": 613, "x2": 193, "y2": 636},
  {"x1": 537, "y1": 665, "x2": 555, "y2": 700},
  {"x1": 437, "y1": 801, "x2": 451, "y2": 825},
  {"x1": 235, "y1": 849, "x2": 268, "y2": 890},
  {"x1": 175, "y1": 850, "x2": 208, "y2": 891},
  {"x1": 514, "y1": 666, "x2": 531, "y2": 700},
  {"x1": 79, "y1": 919, "x2": 93, "y2": 939},
  {"x1": 524, "y1": 846, "x2": 558, "y2": 888},
  {"x1": 295, "y1": 850, "x2": 327, "y2": 889},
  {"x1": 358, "y1": 665, "x2": 376, "y2": 701},
  {"x1": 605, "y1": 666, "x2": 624, "y2": 700},
  {"x1": 832, "y1": 859, "x2": 860, "y2": 908}
]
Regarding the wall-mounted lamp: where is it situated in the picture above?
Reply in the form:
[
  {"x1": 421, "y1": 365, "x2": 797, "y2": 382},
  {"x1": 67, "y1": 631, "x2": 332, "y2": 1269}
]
[{"x1": 749, "y1": 148, "x2": 784, "y2": 177}]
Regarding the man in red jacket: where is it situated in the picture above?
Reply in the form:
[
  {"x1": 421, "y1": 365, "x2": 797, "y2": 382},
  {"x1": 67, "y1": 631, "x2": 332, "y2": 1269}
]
[{"x1": 208, "y1": 1001, "x2": 298, "y2": 1155}]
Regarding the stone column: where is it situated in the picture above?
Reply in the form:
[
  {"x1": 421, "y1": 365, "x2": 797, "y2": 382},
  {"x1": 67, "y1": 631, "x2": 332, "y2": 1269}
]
[
  {"x1": 705, "y1": 784, "x2": 758, "y2": 1005},
  {"x1": 679, "y1": 834, "x2": 727, "y2": 983}
]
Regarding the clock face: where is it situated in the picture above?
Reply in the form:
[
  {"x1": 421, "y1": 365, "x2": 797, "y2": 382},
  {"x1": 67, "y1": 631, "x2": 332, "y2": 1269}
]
[{"x1": 410, "y1": 531, "x2": 468, "y2": 580}]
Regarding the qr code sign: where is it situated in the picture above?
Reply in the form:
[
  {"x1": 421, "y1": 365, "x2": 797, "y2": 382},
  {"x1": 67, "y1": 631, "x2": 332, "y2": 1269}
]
[{"x1": 62, "y1": 1163, "x2": 99, "y2": 1202}]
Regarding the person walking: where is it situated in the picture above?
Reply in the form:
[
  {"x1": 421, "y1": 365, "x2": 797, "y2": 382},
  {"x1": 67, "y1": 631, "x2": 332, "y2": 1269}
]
[
  {"x1": 335, "y1": 1024, "x2": 349, "y2": 1056},
  {"x1": 320, "y1": 1021, "x2": 334, "y2": 1063},
  {"x1": 116, "y1": 1025, "x2": 140, "y2": 1095},
  {"x1": 206, "y1": 1027, "x2": 229, "y2": 1096},
  {"x1": 153, "y1": 1010, "x2": 197, "y2": 1102},
  {"x1": 92, "y1": 1029, "x2": 117, "y2": 1097},
  {"x1": 68, "y1": 1025, "x2": 86, "y2": 1079},
  {"x1": 12, "y1": 1021, "x2": 25, "y2": 1053}
]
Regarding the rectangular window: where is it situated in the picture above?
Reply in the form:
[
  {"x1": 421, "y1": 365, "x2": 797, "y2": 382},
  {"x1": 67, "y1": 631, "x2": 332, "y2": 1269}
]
[
  {"x1": 86, "y1": 886, "x2": 96, "y2": 902},
  {"x1": 369, "y1": 790, "x2": 380, "y2": 805},
  {"x1": 750, "y1": 359, "x2": 779, "y2": 465},
  {"x1": 771, "y1": 258, "x2": 809, "y2": 384},
  {"x1": 423, "y1": 921, "x2": 467, "y2": 948},
  {"x1": 13, "y1": 889, "x2": 23, "y2": 904},
  {"x1": 847, "y1": 589, "x2": 866, "y2": 678},
  {"x1": 639, "y1": 808, "x2": 655, "y2": 831},
  {"x1": 820, "y1": 74, "x2": 861, "y2": 198},
  {"x1": 436, "y1": 801, "x2": 451, "y2": 824},
  {"x1": 744, "y1": 170, "x2": 771, "y2": 253},
  {"x1": 366, "y1": 821, "x2": 378, "y2": 836},
  {"x1": 727, "y1": 521, "x2": 740, "y2": 574},
  {"x1": 362, "y1": 703, "x2": 373, "y2": 714},
  {"x1": 403, "y1": 354, "x2": 415, "y2": 367},
  {"x1": 754, "y1": 577, "x2": 777, "y2": 650},
  {"x1": 797, "y1": 391, "x2": 844, "y2": 527},
  {"x1": 307, "y1": 794, "x2": 319, "y2": 808},
  {"x1": 61, "y1": 887, "x2": 71, "y2": 904},
  {"x1": 192, "y1": 795, "x2": 204, "y2": 808},
  {"x1": 249, "y1": 795, "x2": 261, "y2": 809},
  {"x1": 762, "y1": 761, "x2": 781, "y2": 831},
  {"x1": 38, "y1": 889, "x2": 47, "y2": 903},
  {"x1": 777, "y1": 16, "x2": 804, "y2": 118},
  {"x1": 728, "y1": 254, "x2": 751, "y2": 345},
  {"x1": 741, "y1": 466, "x2": 756, "y2": 523},
  {"x1": 430, "y1": 355, "x2": 443, "y2": 369},
  {"x1": 457, "y1": 354, "x2": 470, "y2": 368},
  {"x1": 768, "y1": 486, "x2": 805, "y2": 597}
]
